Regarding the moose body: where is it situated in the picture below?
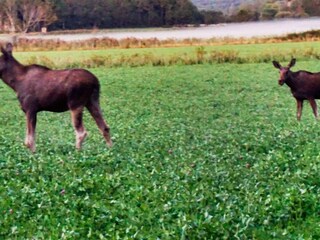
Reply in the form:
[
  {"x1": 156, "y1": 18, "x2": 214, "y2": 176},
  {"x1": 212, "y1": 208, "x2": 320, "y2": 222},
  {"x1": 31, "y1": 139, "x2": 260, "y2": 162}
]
[
  {"x1": 0, "y1": 43, "x2": 112, "y2": 152},
  {"x1": 273, "y1": 59, "x2": 320, "y2": 121}
]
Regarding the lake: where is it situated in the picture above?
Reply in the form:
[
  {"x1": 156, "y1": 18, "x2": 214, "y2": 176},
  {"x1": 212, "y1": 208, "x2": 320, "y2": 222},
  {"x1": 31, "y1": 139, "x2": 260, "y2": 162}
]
[{"x1": 15, "y1": 18, "x2": 320, "y2": 41}]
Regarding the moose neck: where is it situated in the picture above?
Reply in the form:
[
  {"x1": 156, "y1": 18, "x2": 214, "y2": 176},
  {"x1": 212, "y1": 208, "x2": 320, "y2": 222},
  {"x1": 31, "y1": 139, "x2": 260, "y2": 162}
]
[
  {"x1": 285, "y1": 71, "x2": 298, "y2": 91},
  {"x1": 1, "y1": 56, "x2": 24, "y2": 92}
]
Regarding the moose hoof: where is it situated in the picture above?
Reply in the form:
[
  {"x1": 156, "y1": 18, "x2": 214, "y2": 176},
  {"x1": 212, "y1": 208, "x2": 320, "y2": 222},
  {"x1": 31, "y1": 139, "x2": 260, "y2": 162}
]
[
  {"x1": 24, "y1": 141, "x2": 35, "y2": 153},
  {"x1": 76, "y1": 131, "x2": 88, "y2": 150},
  {"x1": 107, "y1": 139, "x2": 113, "y2": 148}
]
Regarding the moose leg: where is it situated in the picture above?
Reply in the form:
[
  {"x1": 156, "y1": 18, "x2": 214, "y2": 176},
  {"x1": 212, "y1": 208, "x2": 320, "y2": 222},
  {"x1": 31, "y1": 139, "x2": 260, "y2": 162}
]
[
  {"x1": 86, "y1": 102, "x2": 112, "y2": 147},
  {"x1": 296, "y1": 99, "x2": 303, "y2": 121},
  {"x1": 25, "y1": 111, "x2": 37, "y2": 153},
  {"x1": 309, "y1": 99, "x2": 318, "y2": 119},
  {"x1": 70, "y1": 107, "x2": 87, "y2": 149}
]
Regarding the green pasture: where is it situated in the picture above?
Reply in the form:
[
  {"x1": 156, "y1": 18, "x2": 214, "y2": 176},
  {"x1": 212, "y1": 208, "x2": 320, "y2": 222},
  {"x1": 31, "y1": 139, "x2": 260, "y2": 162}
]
[
  {"x1": 1, "y1": 43, "x2": 320, "y2": 238},
  {"x1": 14, "y1": 40, "x2": 320, "y2": 65}
]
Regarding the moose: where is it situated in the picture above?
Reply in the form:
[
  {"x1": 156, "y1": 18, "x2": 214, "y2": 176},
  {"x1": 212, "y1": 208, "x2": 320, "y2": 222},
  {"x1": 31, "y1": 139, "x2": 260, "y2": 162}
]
[
  {"x1": 0, "y1": 43, "x2": 112, "y2": 152},
  {"x1": 273, "y1": 58, "x2": 320, "y2": 121}
]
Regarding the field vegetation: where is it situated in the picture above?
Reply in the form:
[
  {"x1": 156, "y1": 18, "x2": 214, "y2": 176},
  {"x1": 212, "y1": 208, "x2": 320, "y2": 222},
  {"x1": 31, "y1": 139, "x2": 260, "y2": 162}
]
[
  {"x1": 7, "y1": 34, "x2": 320, "y2": 70},
  {"x1": 1, "y1": 39, "x2": 320, "y2": 238},
  {"x1": 10, "y1": 29, "x2": 320, "y2": 52},
  {"x1": 0, "y1": 30, "x2": 317, "y2": 70}
]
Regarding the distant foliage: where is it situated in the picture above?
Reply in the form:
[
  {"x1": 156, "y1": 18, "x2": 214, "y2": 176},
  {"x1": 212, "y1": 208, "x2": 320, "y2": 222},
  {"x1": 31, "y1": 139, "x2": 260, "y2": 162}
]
[
  {"x1": 301, "y1": 0, "x2": 320, "y2": 16},
  {"x1": 261, "y1": 1, "x2": 279, "y2": 20},
  {"x1": 191, "y1": 0, "x2": 244, "y2": 12},
  {"x1": 0, "y1": 0, "x2": 57, "y2": 33},
  {"x1": 193, "y1": 0, "x2": 319, "y2": 23},
  {"x1": 50, "y1": 0, "x2": 202, "y2": 30},
  {"x1": 0, "y1": 0, "x2": 319, "y2": 32},
  {"x1": 200, "y1": 10, "x2": 226, "y2": 24}
]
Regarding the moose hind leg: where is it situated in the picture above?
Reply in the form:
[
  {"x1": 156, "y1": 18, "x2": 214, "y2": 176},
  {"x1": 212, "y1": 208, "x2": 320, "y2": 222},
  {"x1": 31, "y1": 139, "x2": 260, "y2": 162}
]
[
  {"x1": 71, "y1": 107, "x2": 87, "y2": 149},
  {"x1": 309, "y1": 99, "x2": 318, "y2": 119},
  {"x1": 25, "y1": 111, "x2": 37, "y2": 153},
  {"x1": 86, "y1": 102, "x2": 112, "y2": 147}
]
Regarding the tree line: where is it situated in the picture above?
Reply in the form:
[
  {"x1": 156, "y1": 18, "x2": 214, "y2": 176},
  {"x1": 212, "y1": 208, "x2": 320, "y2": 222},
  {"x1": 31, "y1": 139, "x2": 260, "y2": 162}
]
[
  {"x1": 0, "y1": 0, "x2": 203, "y2": 32},
  {"x1": 0, "y1": 0, "x2": 319, "y2": 33},
  {"x1": 214, "y1": 0, "x2": 320, "y2": 23}
]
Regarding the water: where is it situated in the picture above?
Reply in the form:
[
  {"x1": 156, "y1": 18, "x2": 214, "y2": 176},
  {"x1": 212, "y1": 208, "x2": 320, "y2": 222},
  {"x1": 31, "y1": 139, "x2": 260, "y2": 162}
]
[{"x1": 20, "y1": 18, "x2": 320, "y2": 41}]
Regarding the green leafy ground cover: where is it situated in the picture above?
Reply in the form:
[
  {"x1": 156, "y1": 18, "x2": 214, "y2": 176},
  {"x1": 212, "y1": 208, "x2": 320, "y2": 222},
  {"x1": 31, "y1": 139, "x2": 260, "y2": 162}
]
[{"x1": 1, "y1": 45, "x2": 320, "y2": 238}]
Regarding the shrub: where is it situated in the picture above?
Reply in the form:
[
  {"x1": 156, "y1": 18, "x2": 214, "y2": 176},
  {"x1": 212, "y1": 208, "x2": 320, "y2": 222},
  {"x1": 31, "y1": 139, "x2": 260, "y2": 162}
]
[
  {"x1": 21, "y1": 46, "x2": 320, "y2": 69},
  {"x1": 24, "y1": 55, "x2": 56, "y2": 69},
  {"x1": 275, "y1": 11, "x2": 293, "y2": 18}
]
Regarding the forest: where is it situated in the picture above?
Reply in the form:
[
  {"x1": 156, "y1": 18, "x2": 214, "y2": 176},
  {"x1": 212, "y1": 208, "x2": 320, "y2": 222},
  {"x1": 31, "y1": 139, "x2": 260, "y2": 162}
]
[
  {"x1": 0, "y1": 0, "x2": 202, "y2": 32},
  {"x1": 0, "y1": 0, "x2": 320, "y2": 33}
]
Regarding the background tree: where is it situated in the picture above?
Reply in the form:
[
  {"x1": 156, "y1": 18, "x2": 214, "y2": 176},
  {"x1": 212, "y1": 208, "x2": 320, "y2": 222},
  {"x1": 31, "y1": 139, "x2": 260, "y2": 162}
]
[
  {"x1": 275, "y1": 0, "x2": 308, "y2": 18},
  {"x1": 289, "y1": 0, "x2": 307, "y2": 17},
  {"x1": 0, "y1": 0, "x2": 57, "y2": 32},
  {"x1": 2, "y1": 0, "x2": 320, "y2": 32},
  {"x1": 20, "y1": 0, "x2": 57, "y2": 32},
  {"x1": 261, "y1": 0, "x2": 279, "y2": 20},
  {"x1": 0, "y1": 0, "x2": 19, "y2": 32},
  {"x1": 200, "y1": 10, "x2": 225, "y2": 24},
  {"x1": 175, "y1": 0, "x2": 202, "y2": 24},
  {"x1": 50, "y1": 0, "x2": 202, "y2": 29},
  {"x1": 301, "y1": 0, "x2": 320, "y2": 16},
  {"x1": 232, "y1": 8, "x2": 259, "y2": 22}
]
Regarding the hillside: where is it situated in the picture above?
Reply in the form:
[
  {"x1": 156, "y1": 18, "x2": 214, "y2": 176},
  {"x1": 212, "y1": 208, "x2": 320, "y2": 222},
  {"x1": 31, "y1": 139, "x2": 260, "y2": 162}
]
[
  {"x1": 192, "y1": 0, "x2": 320, "y2": 20},
  {"x1": 191, "y1": 0, "x2": 245, "y2": 11}
]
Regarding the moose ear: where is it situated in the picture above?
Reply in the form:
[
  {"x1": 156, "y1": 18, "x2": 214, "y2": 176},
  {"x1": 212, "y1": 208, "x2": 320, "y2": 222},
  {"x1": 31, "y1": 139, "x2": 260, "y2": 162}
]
[
  {"x1": 288, "y1": 58, "x2": 296, "y2": 68},
  {"x1": 1, "y1": 43, "x2": 13, "y2": 56},
  {"x1": 272, "y1": 61, "x2": 281, "y2": 69}
]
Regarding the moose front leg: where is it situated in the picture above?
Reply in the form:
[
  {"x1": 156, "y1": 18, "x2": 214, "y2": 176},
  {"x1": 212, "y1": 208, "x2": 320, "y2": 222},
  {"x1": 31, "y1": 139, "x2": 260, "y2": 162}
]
[
  {"x1": 296, "y1": 99, "x2": 303, "y2": 121},
  {"x1": 25, "y1": 111, "x2": 37, "y2": 153},
  {"x1": 309, "y1": 98, "x2": 318, "y2": 120}
]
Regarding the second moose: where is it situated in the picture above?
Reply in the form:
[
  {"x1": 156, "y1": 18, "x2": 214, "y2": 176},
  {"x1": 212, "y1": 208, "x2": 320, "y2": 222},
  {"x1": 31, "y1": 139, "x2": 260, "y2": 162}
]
[
  {"x1": 273, "y1": 58, "x2": 320, "y2": 121},
  {"x1": 0, "y1": 43, "x2": 112, "y2": 152}
]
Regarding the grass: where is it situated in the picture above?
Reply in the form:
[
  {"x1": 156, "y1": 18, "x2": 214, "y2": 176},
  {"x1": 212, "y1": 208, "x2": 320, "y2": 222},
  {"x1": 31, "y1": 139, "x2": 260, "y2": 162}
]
[
  {"x1": 1, "y1": 45, "x2": 320, "y2": 238},
  {"x1": 10, "y1": 41, "x2": 320, "y2": 69},
  {"x1": 14, "y1": 41, "x2": 320, "y2": 59}
]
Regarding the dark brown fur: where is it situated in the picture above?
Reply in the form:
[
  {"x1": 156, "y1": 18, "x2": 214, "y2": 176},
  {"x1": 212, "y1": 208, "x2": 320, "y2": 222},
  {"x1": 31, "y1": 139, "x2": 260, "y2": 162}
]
[
  {"x1": 0, "y1": 43, "x2": 112, "y2": 152},
  {"x1": 273, "y1": 59, "x2": 320, "y2": 121}
]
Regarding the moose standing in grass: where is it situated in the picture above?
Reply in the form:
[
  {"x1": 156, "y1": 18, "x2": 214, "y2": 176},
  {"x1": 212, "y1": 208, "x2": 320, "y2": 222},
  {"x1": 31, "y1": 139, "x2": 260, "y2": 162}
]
[
  {"x1": 0, "y1": 43, "x2": 112, "y2": 152},
  {"x1": 273, "y1": 58, "x2": 320, "y2": 121}
]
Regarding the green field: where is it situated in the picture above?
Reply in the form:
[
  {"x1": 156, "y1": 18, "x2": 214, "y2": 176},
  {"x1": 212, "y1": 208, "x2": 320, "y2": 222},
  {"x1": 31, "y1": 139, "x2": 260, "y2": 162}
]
[
  {"x1": 12, "y1": 40, "x2": 320, "y2": 70},
  {"x1": 14, "y1": 41, "x2": 320, "y2": 62},
  {"x1": 1, "y1": 42, "x2": 320, "y2": 238}
]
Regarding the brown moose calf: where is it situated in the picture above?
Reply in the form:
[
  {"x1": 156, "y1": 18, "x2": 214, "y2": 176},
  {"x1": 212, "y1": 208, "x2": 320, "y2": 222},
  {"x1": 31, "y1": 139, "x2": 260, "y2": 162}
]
[{"x1": 273, "y1": 59, "x2": 320, "y2": 121}]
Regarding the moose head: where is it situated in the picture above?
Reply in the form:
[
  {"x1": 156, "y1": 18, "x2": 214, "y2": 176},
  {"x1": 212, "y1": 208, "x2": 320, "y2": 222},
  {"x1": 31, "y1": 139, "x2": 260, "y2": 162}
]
[
  {"x1": 0, "y1": 43, "x2": 13, "y2": 74},
  {"x1": 272, "y1": 58, "x2": 296, "y2": 86}
]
